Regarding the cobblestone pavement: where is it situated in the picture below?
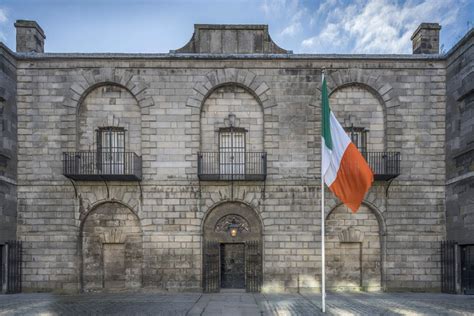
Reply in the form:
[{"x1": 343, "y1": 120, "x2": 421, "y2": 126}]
[{"x1": 0, "y1": 291, "x2": 473, "y2": 315}]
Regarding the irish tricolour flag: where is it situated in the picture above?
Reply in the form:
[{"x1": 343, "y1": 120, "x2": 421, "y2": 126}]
[{"x1": 321, "y1": 74, "x2": 374, "y2": 212}]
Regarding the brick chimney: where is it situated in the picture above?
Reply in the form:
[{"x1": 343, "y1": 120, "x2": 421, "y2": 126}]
[
  {"x1": 14, "y1": 20, "x2": 46, "y2": 53},
  {"x1": 411, "y1": 23, "x2": 441, "y2": 54}
]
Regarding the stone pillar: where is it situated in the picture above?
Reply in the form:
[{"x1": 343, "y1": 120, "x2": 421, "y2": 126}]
[
  {"x1": 411, "y1": 23, "x2": 441, "y2": 54},
  {"x1": 14, "y1": 20, "x2": 46, "y2": 53}
]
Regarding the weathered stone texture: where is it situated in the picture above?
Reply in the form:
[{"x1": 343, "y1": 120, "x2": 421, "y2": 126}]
[
  {"x1": 78, "y1": 85, "x2": 141, "y2": 153},
  {"x1": 8, "y1": 43, "x2": 447, "y2": 293},
  {"x1": 330, "y1": 85, "x2": 385, "y2": 151},
  {"x1": 14, "y1": 20, "x2": 45, "y2": 53},
  {"x1": 445, "y1": 30, "x2": 474, "y2": 244},
  {"x1": 0, "y1": 44, "x2": 17, "y2": 243},
  {"x1": 173, "y1": 24, "x2": 291, "y2": 54},
  {"x1": 201, "y1": 85, "x2": 263, "y2": 152},
  {"x1": 82, "y1": 202, "x2": 142, "y2": 291},
  {"x1": 326, "y1": 204, "x2": 381, "y2": 292},
  {"x1": 411, "y1": 23, "x2": 441, "y2": 54}
]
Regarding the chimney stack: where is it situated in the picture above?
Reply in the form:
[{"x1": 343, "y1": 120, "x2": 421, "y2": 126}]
[
  {"x1": 411, "y1": 23, "x2": 441, "y2": 54},
  {"x1": 14, "y1": 20, "x2": 45, "y2": 53}
]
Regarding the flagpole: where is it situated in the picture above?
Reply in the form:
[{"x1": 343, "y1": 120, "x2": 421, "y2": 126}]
[
  {"x1": 321, "y1": 71, "x2": 326, "y2": 313},
  {"x1": 321, "y1": 165, "x2": 326, "y2": 313}
]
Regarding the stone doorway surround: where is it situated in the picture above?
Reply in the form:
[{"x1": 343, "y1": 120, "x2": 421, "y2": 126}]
[{"x1": 202, "y1": 202, "x2": 263, "y2": 292}]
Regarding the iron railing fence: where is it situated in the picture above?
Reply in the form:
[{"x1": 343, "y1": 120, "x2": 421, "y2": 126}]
[
  {"x1": 203, "y1": 241, "x2": 220, "y2": 293},
  {"x1": 63, "y1": 151, "x2": 142, "y2": 181},
  {"x1": 246, "y1": 240, "x2": 262, "y2": 292},
  {"x1": 364, "y1": 151, "x2": 400, "y2": 180},
  {"x1": 441, "y1": 240, "x2": 457, "y2": 294},
  {"x1": 2, "y1": 240, "x2": 22, "y2": 294},
  {"x1": 198, "y1": 152, "x2": 267, "y2": 181}
]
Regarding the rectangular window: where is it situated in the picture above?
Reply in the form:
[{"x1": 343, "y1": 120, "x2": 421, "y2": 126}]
[
  {"x1": 345, "y1": 126, "x2": 368, "y2": 153},
  {"x1": 97, "y1": 127, "x2": 126, "y2": 174},
  {"x1": 219, "y1": 128, "x2": 246, "y2": 179}
]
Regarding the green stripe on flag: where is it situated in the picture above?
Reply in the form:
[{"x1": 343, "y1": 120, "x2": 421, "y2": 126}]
[{"x1": 321, "y1": 75, "x2": 333, "y2": 150}]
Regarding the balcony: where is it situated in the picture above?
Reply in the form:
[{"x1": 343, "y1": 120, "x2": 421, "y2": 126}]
[
  {"x1": 63, "y1": 152, "x2": 142, "y2": 181},
  {"x1": 365, "y1": 152, "x2": 400, "y2": 181},
  {"x1": 198, "y1": 152, "x2": 267, "y2": 181}
]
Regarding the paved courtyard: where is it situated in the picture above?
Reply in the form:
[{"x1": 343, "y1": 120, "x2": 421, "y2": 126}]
[{"x1": 0, "y1": 291, "x2": 473, "y2": 315}]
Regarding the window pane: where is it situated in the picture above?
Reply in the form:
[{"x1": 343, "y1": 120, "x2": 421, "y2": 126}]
[
  {"x1": 219, "y1": 130, "x2": 246, "y2": 177},
  {"x1": 98, "y1": 127, "x2": 126, "y2": 174}
]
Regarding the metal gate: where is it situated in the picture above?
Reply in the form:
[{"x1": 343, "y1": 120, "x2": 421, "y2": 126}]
[
  {"x1": 1, "y1": 241, "x2": 22, "y2": 294},
  {"x1": 461, "y1": 245, "x2": 474, "y2": 294},
  {"x1": 203, "y1": 240, "x2": 220, "y2": 293},
  {"x1": 220, "y1": 243, "x2": 245, "y2": 289},
  {"x1": 245, "y1": 240, "x2": 261, "y2": 292},
  {"x1": 441, "y1": 240, "x2": 456, "y2": 294}
]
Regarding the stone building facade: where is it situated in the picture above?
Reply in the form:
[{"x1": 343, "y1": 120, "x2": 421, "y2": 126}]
[
  {"x1": 0, "y1": 41, "x2": 18, "y2": 293},
  {"x1": 445, "y1": 29, "x2": 474, "y2": 294},
  {"x1": 0, "y1": 20, "x2": 471, "y2": 294}
]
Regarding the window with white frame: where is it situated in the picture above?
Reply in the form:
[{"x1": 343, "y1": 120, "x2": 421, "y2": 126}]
[
  {"x1": 219, "y1": 127, "x2": 246, "y2": 178},
  {"x1": 97, "y1": 127, "x2": 126, "y2": 174}
]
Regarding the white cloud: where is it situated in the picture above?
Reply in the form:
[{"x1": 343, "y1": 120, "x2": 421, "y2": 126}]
[
  {"x1": 260, "y1": 0, "x2": 288, "y2": 16},
  {"x1": 0, "y1": 8, "x2": 8, "y2": 42},
  {"x1": 280, "y1": 22, "x2": 302, "y2": 36},
  {"x1": 302, "y1": 23, "x2": 346, "y2": 48},
  {"x1": 261, "y1": 0, "x2": 306, "y2": 38},
  {"x1": 301, "y1": 0, "x2": 463, "y2": 54}
]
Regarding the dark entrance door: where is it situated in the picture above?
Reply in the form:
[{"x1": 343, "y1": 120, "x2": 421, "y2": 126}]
[
  {"x1": 461, "y1": 245, "x2": 474, "y2": 294},
  {"x1": 221, "y1": 243, "x2": 245, "y2": 289}
]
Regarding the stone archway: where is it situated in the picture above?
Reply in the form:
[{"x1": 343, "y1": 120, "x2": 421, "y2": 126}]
[
  {"x1": 326, "y1": 203, "x2": 383, "y2": 292},
  {"x1": 81, "y1": 202, "x2": 143, "y2": 292},
  {"x1": 202, "y1": 202, "x2": 263, "y2": 292}
]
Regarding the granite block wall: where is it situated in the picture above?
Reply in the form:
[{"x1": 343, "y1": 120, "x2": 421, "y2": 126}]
[
  {"x1": 446, "y1": 29, "x2": 474, "y2": 245},
  {"x1": 11, "y1": 55, "x2": 446, "y2": 293},
  {"x1": 0, "y1": 44, "x2": 17, "y2": 243}
]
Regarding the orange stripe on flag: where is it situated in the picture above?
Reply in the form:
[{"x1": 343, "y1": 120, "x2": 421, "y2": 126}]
[{"x1": 329, "y1": 143, "x2": 374, "y2": 212}]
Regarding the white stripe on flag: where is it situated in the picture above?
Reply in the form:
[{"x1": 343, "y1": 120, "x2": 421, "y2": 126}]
[{"x1": 322, "y1": 111, "x2": 351, "y2": 186}]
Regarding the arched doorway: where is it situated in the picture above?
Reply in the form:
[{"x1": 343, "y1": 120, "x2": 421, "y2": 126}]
[
  {"x1": 202, "y1": 202, "x2": 262, "y2": 292},
  {"x1": 81, "y1": 202, "x2": 143, "y2": 292},
  {"x1": 326, "y1": 203, "x2": 384, "y2": 292}
]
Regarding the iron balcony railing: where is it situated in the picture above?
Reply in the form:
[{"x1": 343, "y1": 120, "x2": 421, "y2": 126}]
[
  {"x1": 198, "y1": 152, "x2": 267, "y2": 181},
  {"x1": 364, "y1": 151, "x2": 400, "y2": 181},
  {"x1": 63, "y1": 151, "x2": 142, "y2": 181}
]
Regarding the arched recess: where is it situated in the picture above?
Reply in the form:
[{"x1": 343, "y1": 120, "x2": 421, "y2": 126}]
[
  {"x1": 64, "y1": 68, "x2": 154, "y2": 109},
  {"x1": 80, "y1": 201, "x2": 143, "y2": 292},
  {"x1": 200, "y1": 83, "x2": 264, "y2": 152},
  {"x1": 76, "y1": 83, "x2": 142, "y2": 154},
  {"x1": 186, "y1": 68, "x2": 276, "y2": 110},
  {"x1": 324, "y1": 69, "x2": 395, "y2": 110},
  {"x1": 325, "y1": 202, "x2": 386, "y2": 292},
  {"x1": 202, "y1": 201, "x2": 263, "y2": 292},
  {"x1": 329, "y1": 83, "x2": 386, "y2": 151}
]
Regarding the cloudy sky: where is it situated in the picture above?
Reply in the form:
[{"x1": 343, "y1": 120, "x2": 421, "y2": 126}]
[{"x1": 0, "y1": 0, "x2": 472, "y2": 54}]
